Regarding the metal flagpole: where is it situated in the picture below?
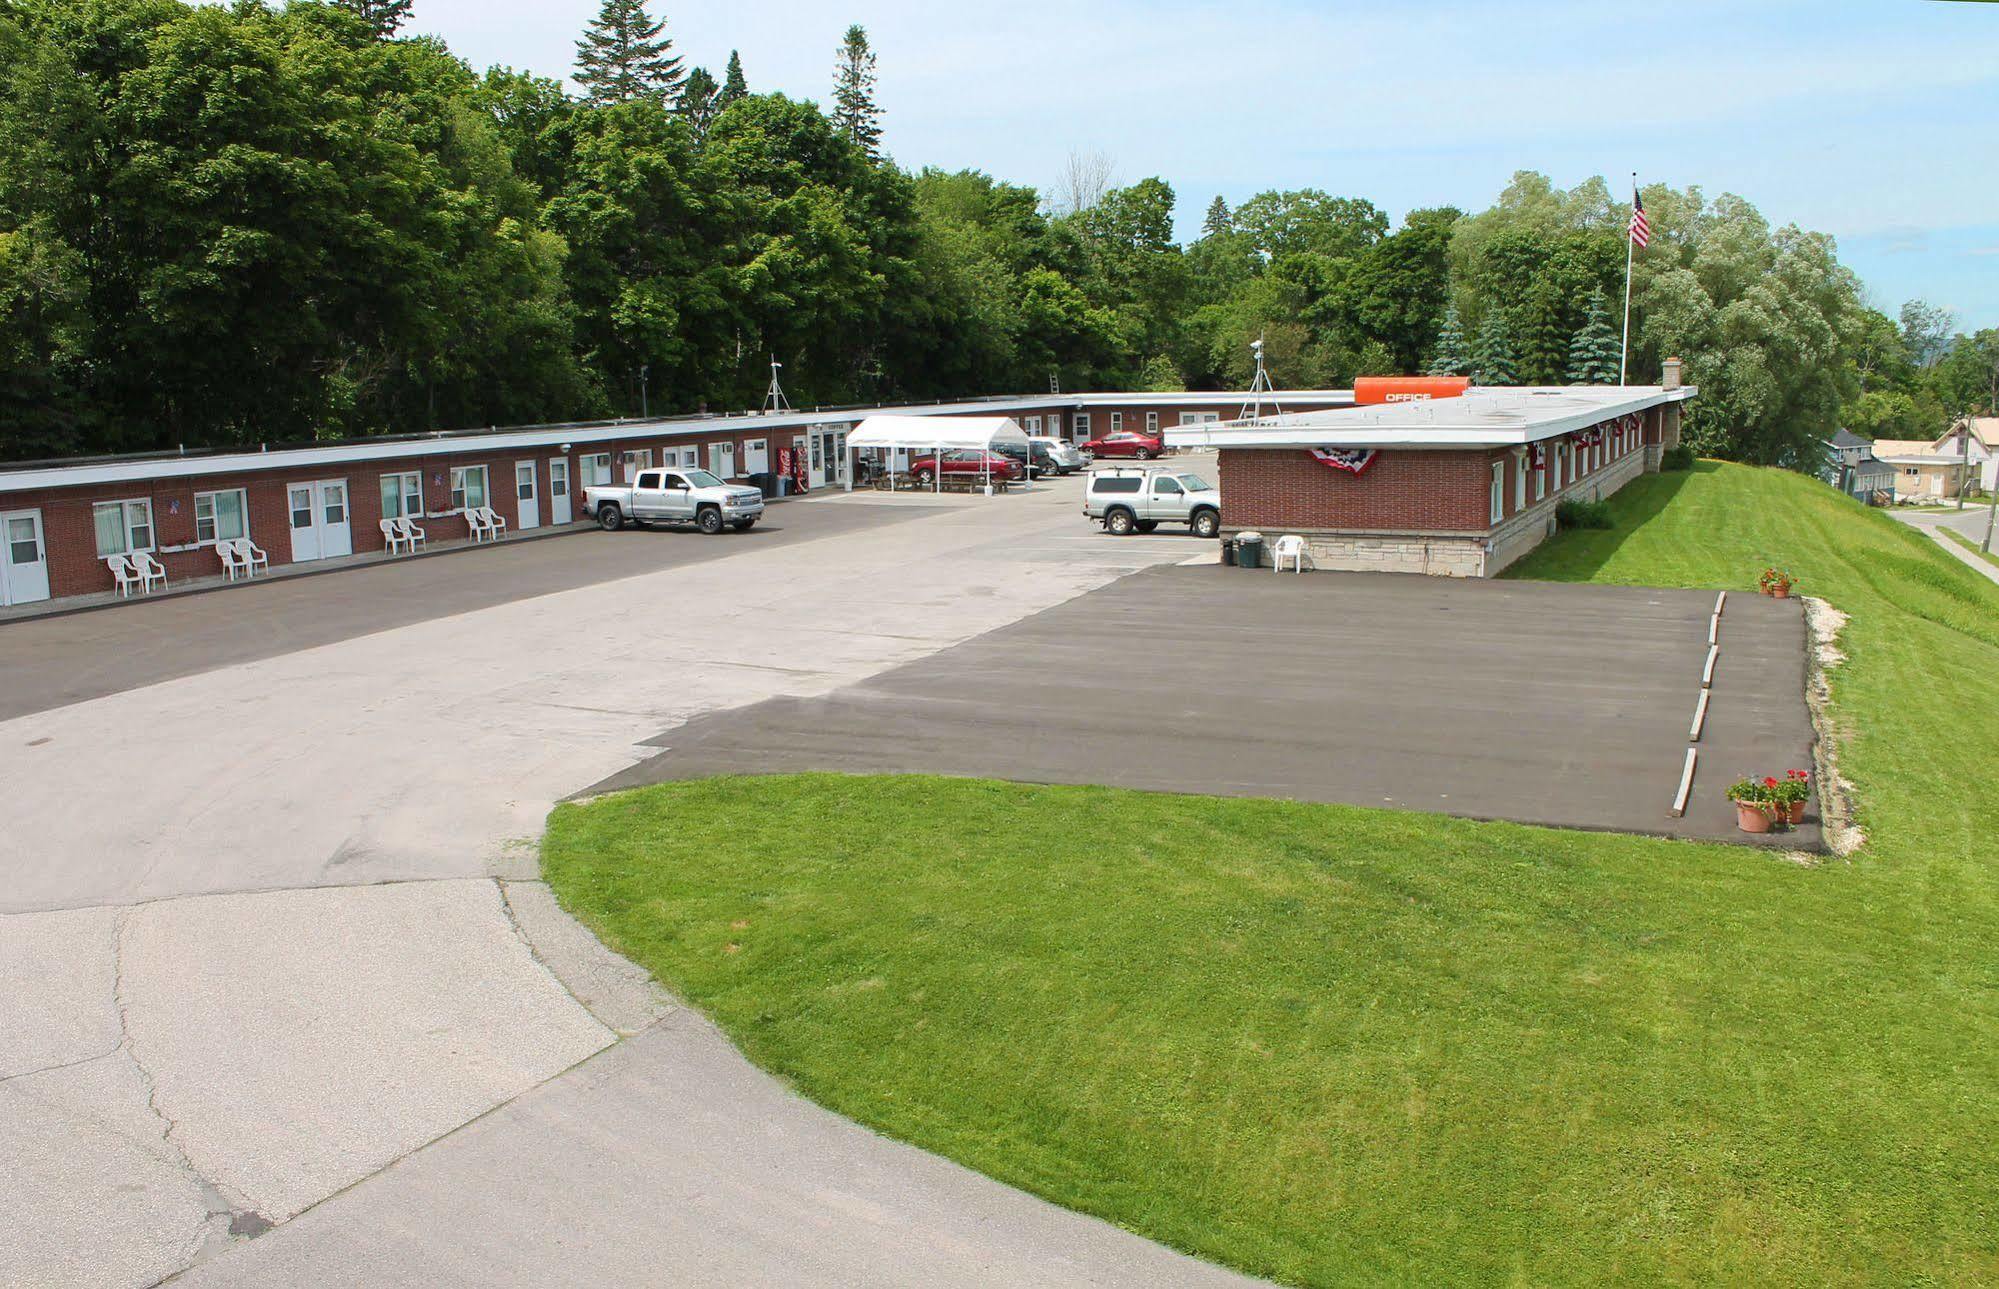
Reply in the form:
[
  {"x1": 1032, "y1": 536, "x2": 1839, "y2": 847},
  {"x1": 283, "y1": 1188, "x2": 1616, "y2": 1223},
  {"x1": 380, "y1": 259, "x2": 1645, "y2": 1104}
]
[{"x1": 1620, "y1": 172, "x2": 1636, "y2": 387}]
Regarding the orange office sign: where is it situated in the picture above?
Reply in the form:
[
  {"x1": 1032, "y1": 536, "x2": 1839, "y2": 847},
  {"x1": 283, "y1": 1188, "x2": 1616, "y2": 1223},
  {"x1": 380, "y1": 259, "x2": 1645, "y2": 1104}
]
[{"x1": 1354, "y1": 376, "x2": 1472, "y2": 405}]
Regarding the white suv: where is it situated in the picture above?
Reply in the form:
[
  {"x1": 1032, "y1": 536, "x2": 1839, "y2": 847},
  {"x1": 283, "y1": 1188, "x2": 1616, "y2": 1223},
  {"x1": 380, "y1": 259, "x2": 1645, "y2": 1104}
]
[
  {"x1": 1084, "y1": 468, "x2": 1221, "y2": 538},
  {"x1": 1030, "y1": 436, "x2": 1089, "y2": 474}
]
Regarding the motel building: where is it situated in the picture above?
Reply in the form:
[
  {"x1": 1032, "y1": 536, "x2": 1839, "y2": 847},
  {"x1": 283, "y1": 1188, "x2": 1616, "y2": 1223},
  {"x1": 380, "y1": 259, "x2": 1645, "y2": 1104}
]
[
  {"x1": 0, "y1": 391, "x2": 1354, "y2": 612},
  {"x1": 1172, "y1": 364, "x2": 1694, "y2": 577}
]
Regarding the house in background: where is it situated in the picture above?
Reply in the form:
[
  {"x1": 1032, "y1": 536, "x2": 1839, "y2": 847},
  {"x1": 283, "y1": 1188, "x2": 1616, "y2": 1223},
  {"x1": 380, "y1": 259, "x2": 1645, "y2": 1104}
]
[
  {"x1": 1871, "y1": 418, "x2": 1996, "y2": 502},
  {"x1": 1822, "y1": 428, "x2": 1897, "y2": 503}
]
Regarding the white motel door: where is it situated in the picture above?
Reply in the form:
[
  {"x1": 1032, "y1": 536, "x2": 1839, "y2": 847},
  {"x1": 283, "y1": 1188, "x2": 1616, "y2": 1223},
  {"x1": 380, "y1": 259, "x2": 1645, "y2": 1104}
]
[
  {"x1": 548, "y1": 458, "x2": 572, "y2": 525},
  {"x1": 0, "y1": 509, "x2": 51, "y2": 606},
  {"x1": 288, "y1": 480, "x2": 352, "y2": 562},
  {"x1": 807, "y1": 432, "x2": 826, "y2": 489},
  {"x1": 515, "y1": 461, "x2": 540, "y2": 530}
]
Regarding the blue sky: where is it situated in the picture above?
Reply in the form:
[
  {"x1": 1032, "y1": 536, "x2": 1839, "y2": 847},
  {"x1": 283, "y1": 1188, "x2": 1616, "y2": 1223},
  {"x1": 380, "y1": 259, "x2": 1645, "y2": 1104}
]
[{"x1": 409, "y1": 0, "x2": 1999, "y2": 331}]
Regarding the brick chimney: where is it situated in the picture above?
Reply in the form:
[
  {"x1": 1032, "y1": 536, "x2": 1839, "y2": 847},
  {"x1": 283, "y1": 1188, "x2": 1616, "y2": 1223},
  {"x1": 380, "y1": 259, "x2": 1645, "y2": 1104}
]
[{"x1": 1662, "y1": 357, "x2": 1683, "y2": 390}]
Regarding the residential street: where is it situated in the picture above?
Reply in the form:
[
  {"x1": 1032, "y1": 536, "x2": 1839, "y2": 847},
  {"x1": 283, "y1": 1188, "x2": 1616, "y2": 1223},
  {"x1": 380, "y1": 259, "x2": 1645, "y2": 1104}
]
[{"x1": 1892, "y1": 504, "x2": 1999, "y2": 585}]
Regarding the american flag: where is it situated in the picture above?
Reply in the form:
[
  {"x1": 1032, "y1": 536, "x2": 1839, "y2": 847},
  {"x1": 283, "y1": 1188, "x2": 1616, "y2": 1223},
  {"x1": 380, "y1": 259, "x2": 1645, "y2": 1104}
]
[{"x1": 1629, "y1": 191, "x2": 1652, "y2": 249}]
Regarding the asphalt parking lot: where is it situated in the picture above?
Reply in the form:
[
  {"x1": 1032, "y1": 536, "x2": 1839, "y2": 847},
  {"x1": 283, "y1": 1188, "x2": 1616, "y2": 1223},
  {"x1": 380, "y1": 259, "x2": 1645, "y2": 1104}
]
[
  {"x1": 0, "y1": 496, "x2": 944, "y2": 721},
  {"x1": 595, "y1": 564, "x2": 1820, "y2": 847}
]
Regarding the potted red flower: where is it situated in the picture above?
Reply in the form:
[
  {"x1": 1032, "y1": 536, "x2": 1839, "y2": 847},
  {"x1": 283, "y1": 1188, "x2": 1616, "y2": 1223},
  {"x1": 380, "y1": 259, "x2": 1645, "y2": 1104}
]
[
  {"x1": 1726, "y1": 776, "x2": 1781, "y2": 833},
  {"x1": 1758, "y1": 567, "x2": 1796, "y2": 598},
  {"x1": 1771, "y1": 769, "x2": 1810, "y2": 825}
]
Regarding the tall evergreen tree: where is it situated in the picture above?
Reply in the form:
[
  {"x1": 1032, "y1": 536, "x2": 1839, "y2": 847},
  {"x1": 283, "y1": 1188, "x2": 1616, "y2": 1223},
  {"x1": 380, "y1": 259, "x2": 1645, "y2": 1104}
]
[
  {"x1": 332, "y1": 0, "x2": 414, "y2": 38},
  {"x1": 1470, "y1": 311, "x2": 1520, "y2": 386},
  {"x1": 1516, "y1": 279, "x2": 1567, "y2": 385},
  {"x1": 680, "y1": 66, "x2": 719, "y2": 139},
  {"x1": 1426, "y1": 304, "x2": 1470, "y2": 376},
  {"x1": 830, "y1": 24, "x2": 882, "y2": 160},
  {"x1": 1201, "y1": 195, "x2": 1231, "y2": 239},
  {"x1": 574, "y1": 0, "x2": 686, "y2": 105},
  {"x1": 1565, "y1": 287, "x2": 1621, "y2": 384},
  {"x1": 718, "y1": 50, "x2": 748, "y2": 107}
]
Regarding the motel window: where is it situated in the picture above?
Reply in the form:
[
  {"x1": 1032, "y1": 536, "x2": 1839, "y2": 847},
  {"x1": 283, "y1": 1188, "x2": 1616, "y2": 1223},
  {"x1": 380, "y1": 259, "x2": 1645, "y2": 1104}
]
[
  {"x1": 1490, "y1": 461, "x2": 1505, "y2": 524},
  {"x1": 1145, "y1": 411, "x2": 1160, "y2": 434},
  {"x1": 621, "y1": 449, "x2": 653, "y2": 482},
  {"x1": 1513, "y1": 455, "x2": 1527, "y2": 511},
  {"x1": 1024, "y1": 415, "x2": 1042, "y2": 434},
  {"x1": 1110, "y1": 412, "x2": 1123, "y2": 433},
  {"x1": 1554, "y1": 444, "x2": 1567, "y2": 492},
  {"x1": 580, "y1": 454, "x2": 612, "y2": 487},
  {"x1": 194, "y1": 489, "x2": 248, "y2": 545},
  {"x1": 1074, "y1": 413, "x2": 1091, "y2": 438},
  {"x1": 1534, "y1": 451, "x2": 1547, "y2": 501},
  {"x1": 379, "y1": 471, "x2": 423, "y2": 522},
  {"x1": 92, "y1": 499, "x2": 155, "y2": 557},
  {"x1": 450, "y1": 465, "x2": 489, "y2": 511}
]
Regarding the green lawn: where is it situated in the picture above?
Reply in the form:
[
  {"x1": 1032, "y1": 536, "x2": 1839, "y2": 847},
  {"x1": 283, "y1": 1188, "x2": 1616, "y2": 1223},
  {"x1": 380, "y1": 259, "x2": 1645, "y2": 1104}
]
[
  {"x1": 1941, "y1": 525, "x2": 1999, "y2": 571},
  {"x1": 546, "y1": 462, "x2": 1999, "y2": 1285}
]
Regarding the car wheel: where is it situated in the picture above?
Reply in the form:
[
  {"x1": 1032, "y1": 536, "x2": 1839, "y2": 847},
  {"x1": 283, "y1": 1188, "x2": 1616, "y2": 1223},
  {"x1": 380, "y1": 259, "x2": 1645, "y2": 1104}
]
[
  {"x1": 914, "y1": 468, "x2": 934, "y2": 485},
  {"x1": 697, "y1": 506, "x2": 724, "y2": 535},
  {"x1": 1135, "y1": 520, "x2": 1159, "y2": 533},
  {"x1": 597, "y1": 504, "x2": 624, "y2": 532},
  {"x1": 1191, "y1": 509, "x2": 1220, "y2": 539},
  {"x1": 1105, "y1": 508, "x2": 1136, "y2": 536},
  {"x1": 1133, "y1": 447, "x2": 1153, "y2": 460},
  {"x1": 731, "y1": 517, "x2": 756, "y2": 531}
]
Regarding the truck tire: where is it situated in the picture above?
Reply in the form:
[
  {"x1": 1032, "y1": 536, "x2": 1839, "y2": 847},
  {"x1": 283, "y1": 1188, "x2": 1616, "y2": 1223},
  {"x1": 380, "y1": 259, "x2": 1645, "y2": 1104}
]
[
  {"x1": 1105, "y1": 507, "x2": 1137, "y2": 536},
  {"x1": 597, "y1": 504, "x2": 624, "y2": 532},
  {"x1": 1191, "y1": 508, "x2": 1220, "y2": 538},
  {"x1": 697, "y1": 506, "x2": 724, "y2": 535}
]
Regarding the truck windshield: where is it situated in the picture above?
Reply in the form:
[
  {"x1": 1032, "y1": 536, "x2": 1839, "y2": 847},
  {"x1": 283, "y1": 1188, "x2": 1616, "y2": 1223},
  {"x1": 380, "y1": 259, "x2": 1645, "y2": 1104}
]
[
  {"x1": 683, "y1": 469, "x2": 725, "y2": 488},
  {"x1": 1177, "y1": 475, "x2": 1211, "y2": 491}
]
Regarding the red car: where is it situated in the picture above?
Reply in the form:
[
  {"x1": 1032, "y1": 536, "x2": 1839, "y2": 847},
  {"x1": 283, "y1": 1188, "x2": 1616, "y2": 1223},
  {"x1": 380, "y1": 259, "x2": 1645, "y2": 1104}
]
[
  {"x1": 908, "y1": 450, "x2": 1025, "y2": 484},
  {"x1": 1082, "y1": 430, "x2": 1165, "y2": 459}
]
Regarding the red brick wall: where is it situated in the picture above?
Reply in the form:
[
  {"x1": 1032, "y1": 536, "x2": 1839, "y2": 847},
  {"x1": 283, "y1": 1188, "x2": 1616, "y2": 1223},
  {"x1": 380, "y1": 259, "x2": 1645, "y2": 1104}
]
[{"x1": 1220, "y1": 448, "x2": 1497, "y2": 533}]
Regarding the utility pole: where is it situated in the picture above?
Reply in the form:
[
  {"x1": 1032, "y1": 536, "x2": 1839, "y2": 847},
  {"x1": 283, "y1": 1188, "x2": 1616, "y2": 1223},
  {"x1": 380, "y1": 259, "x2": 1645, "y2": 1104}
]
[
  {"x1": 1984, "y1": 471, "x2": 1997, "y2": 554},
  {"x1": 1958, "y1": 418, "x2": 1969, "y2": 511}
]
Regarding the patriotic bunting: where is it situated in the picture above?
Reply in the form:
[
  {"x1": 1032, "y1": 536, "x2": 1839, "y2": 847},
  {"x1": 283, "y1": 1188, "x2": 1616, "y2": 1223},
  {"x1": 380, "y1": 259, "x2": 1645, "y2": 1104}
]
[{"x1": 1309, "y1": 447, "x2": 1378, "y2": 475}]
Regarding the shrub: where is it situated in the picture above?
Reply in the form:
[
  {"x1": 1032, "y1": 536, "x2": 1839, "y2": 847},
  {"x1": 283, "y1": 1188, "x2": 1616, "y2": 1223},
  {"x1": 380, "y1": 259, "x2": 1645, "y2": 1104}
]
[
  {"x1": 1661, "y1": 445, "x2": 1695, "y2": 471},
  {"x1": 1555, "y1": 498, "x2": 1614, "y2": 530}
]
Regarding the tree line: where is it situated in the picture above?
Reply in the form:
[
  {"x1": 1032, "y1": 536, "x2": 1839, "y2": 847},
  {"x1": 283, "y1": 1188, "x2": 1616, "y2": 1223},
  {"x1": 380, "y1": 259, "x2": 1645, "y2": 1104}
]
[{"x1": 1, "y1": 0, "x2": 1992, "y2": 469}]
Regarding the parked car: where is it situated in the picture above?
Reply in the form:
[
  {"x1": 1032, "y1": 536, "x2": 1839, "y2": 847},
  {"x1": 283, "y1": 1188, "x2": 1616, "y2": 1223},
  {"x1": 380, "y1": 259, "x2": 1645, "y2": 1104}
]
[
  {"x1": 907, "y1": 450, "x2": 1026, "y2": 485},
  {"x1": 1082, "y1": 430, "x2": 1165, "y2": 460},
  {"x1": 584, "y1": 467, "x2": 765, "y2": 534},
  {"x1": 1029, "y1": 436, "x2": 1090, "y2": 474},
  {"x1": 1084, "y1": 468, "x2": 1221, "y2": 537},
  {"x1": 992, "y1": 441, "x2": 1061, "y2": 477}
]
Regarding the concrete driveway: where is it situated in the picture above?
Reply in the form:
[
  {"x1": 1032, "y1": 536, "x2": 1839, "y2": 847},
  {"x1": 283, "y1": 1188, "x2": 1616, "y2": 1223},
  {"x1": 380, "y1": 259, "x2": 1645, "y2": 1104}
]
[
  {"x1": 0, "y1": 478, "x2": 1248, "y2": 1287},
  {"x1": 1893, "y1": 503, "x2": 1999, "y2": 586}
]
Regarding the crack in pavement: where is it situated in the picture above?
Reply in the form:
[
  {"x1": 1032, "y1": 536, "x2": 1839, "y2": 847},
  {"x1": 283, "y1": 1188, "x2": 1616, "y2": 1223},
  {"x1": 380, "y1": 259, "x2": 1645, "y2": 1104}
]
[{"x1": 111, "y1": 907, "x2": 268, "y2": 1271}]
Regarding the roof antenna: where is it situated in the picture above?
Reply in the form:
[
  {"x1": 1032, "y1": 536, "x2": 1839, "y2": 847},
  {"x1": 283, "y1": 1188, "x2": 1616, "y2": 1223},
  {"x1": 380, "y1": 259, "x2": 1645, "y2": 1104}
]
[
  {"x1": 763, "y1": 356, "x2": 791, "y2": 415},
  {"x1": 1239, "y1": 332, "x2": 1284, "y2": 422}
]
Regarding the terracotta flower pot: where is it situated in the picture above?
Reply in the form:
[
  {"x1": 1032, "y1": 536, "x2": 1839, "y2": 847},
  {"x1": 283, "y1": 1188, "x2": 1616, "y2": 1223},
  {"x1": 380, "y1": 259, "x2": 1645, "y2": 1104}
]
[
  {"x1": 1735, "y1": 801, "x2": 1775, "y2": 833},
  {"x1": 1785, "y1": 800, "x2": 1806, "y2": 825},
  {"x1": 1772, "y1": 585, "x2": 1791, "y2": 599}
]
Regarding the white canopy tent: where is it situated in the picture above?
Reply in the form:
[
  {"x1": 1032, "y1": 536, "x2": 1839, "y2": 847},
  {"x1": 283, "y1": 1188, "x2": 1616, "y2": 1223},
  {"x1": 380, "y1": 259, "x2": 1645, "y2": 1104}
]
[{"x1": 843, "y1": 415, "x2": 1031, "y2": 493}]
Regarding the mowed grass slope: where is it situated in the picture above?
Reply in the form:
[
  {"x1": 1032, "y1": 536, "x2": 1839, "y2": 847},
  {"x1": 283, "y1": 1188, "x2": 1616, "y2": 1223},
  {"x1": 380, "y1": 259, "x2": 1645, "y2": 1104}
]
[{"x1": 546, "y1": 463, "x2": 1999, "y2": 1285}]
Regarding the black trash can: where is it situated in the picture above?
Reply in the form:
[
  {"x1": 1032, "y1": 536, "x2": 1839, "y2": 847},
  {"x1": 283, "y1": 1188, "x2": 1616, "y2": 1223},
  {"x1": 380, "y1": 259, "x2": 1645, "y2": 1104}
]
[
  {"x1": 1234, "y1": 531, "x2": 1264, "y2": 569},
  {"x1": 1220, "y1": 538, "x2": 1237, "y2": 568}
]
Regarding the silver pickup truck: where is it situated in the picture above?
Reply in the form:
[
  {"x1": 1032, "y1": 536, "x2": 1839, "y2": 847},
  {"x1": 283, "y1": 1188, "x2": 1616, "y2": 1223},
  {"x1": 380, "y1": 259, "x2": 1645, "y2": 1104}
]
[
  {"x1": 1084, "y1": 467, "x2": 1221, "y2": 537},
  {"x1": 584, "y1": 467, "x2": 765, "y2": 535}
]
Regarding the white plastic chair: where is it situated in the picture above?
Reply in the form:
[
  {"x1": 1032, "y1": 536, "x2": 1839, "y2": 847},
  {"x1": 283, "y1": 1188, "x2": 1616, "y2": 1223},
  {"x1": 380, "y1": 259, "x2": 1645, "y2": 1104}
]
[
  {"x1": 475, "y1": 506, "x2": 508, "y2": 540},
  {"x1": 106, "y1": 553, "x2": 142, "y2": 598},
  {"x1": 218, "y1": 541, "x2": 248, "y2": 582},
  {"x1": 380, "y1": 517, "x2": 410, "y2": 555},
  {"x1": 1274, "y1": 535, "x2": 1308, "y2": 573},
  {"x1": 395, "y1": 517, "x2": 427, "y2": 553},
  {"x1": 132, "y1": 550, "x2": 168, "y2": 593},
  {"x1": 237, "y1": 537, "x2": 269, "y2": 576},
  {"x1": 463, "y1": 509, "x2": 491, "y2": 543}
]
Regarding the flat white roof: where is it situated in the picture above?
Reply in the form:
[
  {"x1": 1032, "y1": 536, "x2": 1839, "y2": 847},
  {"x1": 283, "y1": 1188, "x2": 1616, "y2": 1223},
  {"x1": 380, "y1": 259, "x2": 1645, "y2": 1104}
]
[
  {"x1": 1163, "y1": 385, "x2": 1696, "y2": 451},
  {"x1": 0, "y1": 389, "x2": 1355, "y2": 495}
]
